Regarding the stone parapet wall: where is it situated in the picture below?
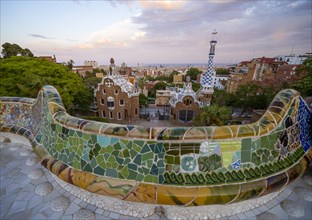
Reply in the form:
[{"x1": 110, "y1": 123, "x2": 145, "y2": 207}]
[{"x1": 0, "y1": 85, "x2": 311, "y2": 206}]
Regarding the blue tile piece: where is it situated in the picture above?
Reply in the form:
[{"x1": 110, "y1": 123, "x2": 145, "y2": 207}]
[{"x1": 298, "y1": 98, "x2": 312, "y2": 152}]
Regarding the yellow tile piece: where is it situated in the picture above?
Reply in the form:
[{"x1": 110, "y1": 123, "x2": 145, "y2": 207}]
[
  {"x1": 123, "y1": 183, "x2": 156, "y2": 204},
  {"x1": 157, "y1": 185, "x2": 199, "y2": 205}
]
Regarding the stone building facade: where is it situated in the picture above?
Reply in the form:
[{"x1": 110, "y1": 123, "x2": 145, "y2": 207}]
[
  {"x1": 94, "y1": 58, "x2": 140, "y2": 123},
  {"x1": 170, "y1": 95, "x2": 201, "y2": 122}
]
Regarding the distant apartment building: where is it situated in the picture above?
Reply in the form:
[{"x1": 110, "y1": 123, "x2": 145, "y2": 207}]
[
  {"x1": 72, "y1": 65, "x2": 93, "y2": 78},
  {"x1": 173, "y1": 74, "x2": 183, "y2": 84},
  {"x1": 226, "y1": 56, "x2": 304, "y2": 93},
  {"x1": 94, "y1": 58, "x2": 140, "y2": 123},
  {"x1": 84, "y1": 60, "x2": 98, "y2": 68},
  {"x1": 274, "y1": 53, "x2": 312, "y2": 65}
]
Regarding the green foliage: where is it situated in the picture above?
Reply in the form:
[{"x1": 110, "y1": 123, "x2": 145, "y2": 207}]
[
  {"x1": 0, "y1": 56, "x2": 88, "y2": 110},
  {"x1": 192, "y1": 82, "x2": 200, "y2": 92},
  {"x1": 1, "y1": 42, "x2": 34, "y2": 58},
  {"x1": 291, "y1": 58, "x2": 312, "y2": 97},
  {"x1": 139, "y1": 93, "x2": 148, "y2": 106},
  {"x1": 226, "y1": 83, "x2": 276, "y2": 111},
  {"x1": 84, "y1": 77, "x2": 102, "y2": 88},
  {"x1": 186, "y1": 67, "x2": 201, "y2": 81},
  {"x1": 66, "y1": 59, "x2": 74, "y2": 70},
  {"x1": 216, "y1": 68, "x2": 230, "y2": 75},
  {"x1": 200, "y1": 104, "x2": 231, "y2": 126},
  {"x1": 149, "y1": 81, "x2": 167, "y2": 97}
]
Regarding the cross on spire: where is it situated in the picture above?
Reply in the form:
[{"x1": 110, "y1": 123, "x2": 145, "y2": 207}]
[{"x1": 212, "y1": 29, "x2": 218, "y2": 40}]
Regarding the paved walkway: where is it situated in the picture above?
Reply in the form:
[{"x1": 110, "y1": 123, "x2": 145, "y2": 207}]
[{"x1": 1, "y1": 132, "x2": 311, "y2": 220}]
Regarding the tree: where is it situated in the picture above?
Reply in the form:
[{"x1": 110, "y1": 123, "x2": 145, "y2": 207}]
[
  {"x1": 192, "y1": 82, "x2": 201, "y2": 92},
  {"x1": 1, "y1": 42, "x2": 33, "y2": 58},
  {"x1": 290, "y1": 58, "x2": 312, "y2": 97},
  {"x1": 149, "y1": 81, "x2": 167, "y2": 97},
  {"x1": 200, "y1": 105, "x2": 231, "y2": 126},
  {"x1": 186, "y1": 68, "x2": 201, "y2": 81},
  {"x1": 216, "y1": 68, "x2": 230, "y2": 75},
  {"x1": 67, "y1": 59, "x2": 74, "y2": 70},
  {"x1": 137, "y1": 77, "x2": 147, "y2": 94},
  {"x1": 139, "y1": 93, "x2": 148, "y2": 106},
  {"x1": 0, "y1": 56, "x2": 88, "y2": 110}
]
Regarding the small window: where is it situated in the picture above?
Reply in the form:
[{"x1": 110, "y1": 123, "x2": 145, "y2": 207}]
[
  {"x1": 100, "y1": 98, "x2": 104, "y2": 105},
  {"x1": 115, "y1": 89, "x2": 119, "y2": 95},
  {"x1": 103, "y1": 89, "x2": 106, "y2": 94},
  {"x1": 135, "y1": 108, "x2": 138, "y2": 115},
  {"x1": 102, "y1": 111, "x2": 106, "y2": 118},
  {"x1": 107, "y1": 96, "x2": 114, "y2": 108},
  {"x1": 118, "y1": 112, "x2": 121, "y2": 120},
  {"x1": 109, "y1": 111, "x2": 113, "y2": 119},
  {"x1": 119, "y1": 99, "x2": 124, "y2": 106}
]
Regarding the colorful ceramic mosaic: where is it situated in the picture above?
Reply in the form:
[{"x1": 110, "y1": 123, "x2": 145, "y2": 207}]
[{"x1": 1, "y1": 86, "x2": 312, "y2": 206}]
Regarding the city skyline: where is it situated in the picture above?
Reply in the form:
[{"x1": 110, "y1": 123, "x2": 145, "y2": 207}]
[{"x1": 1, "y1": 0, "x2": 311, "y2": 66}]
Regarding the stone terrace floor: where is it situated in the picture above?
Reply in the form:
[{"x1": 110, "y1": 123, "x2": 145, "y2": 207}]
[{"x1": 0, "y1": 132, "x2": 311, "y2": 220}]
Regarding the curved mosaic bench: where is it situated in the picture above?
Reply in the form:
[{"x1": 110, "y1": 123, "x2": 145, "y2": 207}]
[{"x1": 0, "y1": 85, "x2": 311, "y2": 206}]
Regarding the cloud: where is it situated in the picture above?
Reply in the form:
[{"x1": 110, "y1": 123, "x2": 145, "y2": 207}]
[
  {"x1": 125, "y1": 0, "x2": 311, "y2": 62},
  {"x1": 77, "y1": 18, "x2": 146, "y2": 49},
  {"x1": 28, "y1": 34, "x2": 54, "y2": 39}
]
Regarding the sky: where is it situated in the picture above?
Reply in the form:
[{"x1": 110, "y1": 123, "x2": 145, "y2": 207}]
[{"x1": 1, "y1": 0, "x2": 311, "y2": 66}]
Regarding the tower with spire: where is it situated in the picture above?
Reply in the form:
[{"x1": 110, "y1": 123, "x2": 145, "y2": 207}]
[{"x1": 198, "y1": 30, "x2": 218, "y2": 106}]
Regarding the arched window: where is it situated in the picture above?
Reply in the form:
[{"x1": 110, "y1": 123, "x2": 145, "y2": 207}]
[{"x1": 107, "y1": 96, "x2": 115, "y2": 109}]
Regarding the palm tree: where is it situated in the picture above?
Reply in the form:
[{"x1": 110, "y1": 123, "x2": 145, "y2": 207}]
[
  {"x1": 200, "y1": 104, "x2": 231, "y2": 126},
  {"x1": 137, "y1": 77, "x2": 146, "y2": 94}
]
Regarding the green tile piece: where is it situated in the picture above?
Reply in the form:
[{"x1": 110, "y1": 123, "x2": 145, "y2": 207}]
[
  {"x1": 120, "y1": 166, "x2": 129, "y2": 178},
  {"x1": 122, "y1": 149, "x2": 130, "y2": 158},
  {"x1": 123, "y1": 158, "x2": 131, "y2": 164},
  {"x1": 144, "y1": 175, "x2": 153, "y2": 183},
  {"x1": 111, "y1": 150, "x2": 119, "y2": 156},
  {"x1": 134, "y1": 140, "x2": 145, "y2": 147},
  {"x1": 146, "y1": 159, "x2": 153, "y2": 167},
  {"x1": 130, "y1": 149, "x2": 137, "y2": 159},
  {"x1": 165, "y1": 155, "x2": 174, "y2": 164},
  {"x1": 128, "y1": 163, "x2": 138, "y2": 170},
  {"x1": 142, "y1": 152, "x2": 154, "y2": 161},
  {"x1": 260, "y1": 136, "x2": 269, "y2": 148},
  {"x1": 136, "y1": 174, "x2": 144, "y2": 181},
  {"x1": 94, "y1": 166, "x2": 105, "y2": 176},
  {"x1": 83, "y1": 164, "x2": 92, "y2": 172},
  {"x1": 141, "y1": 144, "x2": 150, "y2": 154},
  {"x1": 116, "y1": 157, "x2": 124, "y2": 164},
  {"x1": 108, "y1": 155, "x2": 116, "y2": 163},
  {"x1": 96, "y1": 155, "x2": 104, "y2": 164},
  {"x1": 106, "y1": 169, "x2": 117, "y2": 178},
  {"x1": 241, "y1": 151, "x2": 251, "y2": 163},
  {"x1": 143, "y1": 167, "x2": 150, "y2": 175},
  {"x1": 128, "y1": 170, "x2": 138, "y2": 179},
  {"x1": 106, "y1": 145, "x2": 114, "y2": 153},
  {"x1": 133, "y1": 144, "x2": 141, "y2": 152},
  {"x1": 242, "y1": 139, "x2": 252, "y2": 151},
  {"x1": 157, "y1": 160, "x2": 164, "y2": 167},
  {"x1": 113, "y1": 143, "x2": 122, "y2": 150},
  {"x1": 133, "y1": 154, "x2": 142, "y2": 165},
  {"x1": 73, "y1": 157, "x2": 81, "y2": 169},
  {"x1": 90, "y1": 157, "x2": 97, "y2": 169}
]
